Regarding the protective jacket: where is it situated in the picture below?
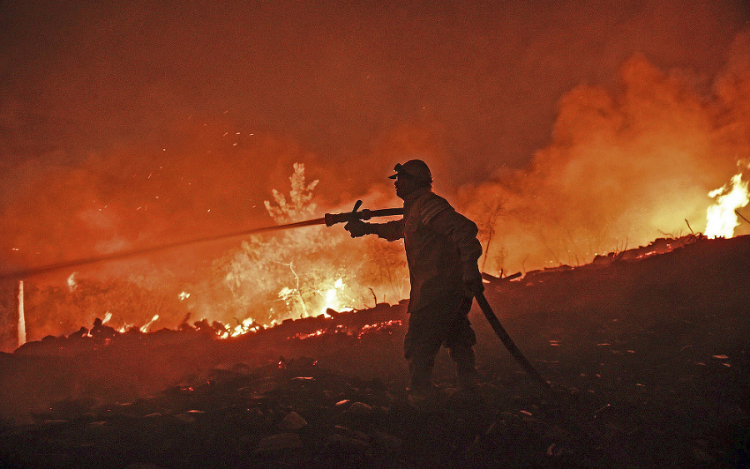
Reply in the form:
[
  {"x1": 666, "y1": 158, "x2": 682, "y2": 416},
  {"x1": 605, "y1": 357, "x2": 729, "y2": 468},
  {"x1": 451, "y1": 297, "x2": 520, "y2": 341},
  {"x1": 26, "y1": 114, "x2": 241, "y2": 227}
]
[{"x1": 370, "y1": 187, "x2": 483, "y2": 312}]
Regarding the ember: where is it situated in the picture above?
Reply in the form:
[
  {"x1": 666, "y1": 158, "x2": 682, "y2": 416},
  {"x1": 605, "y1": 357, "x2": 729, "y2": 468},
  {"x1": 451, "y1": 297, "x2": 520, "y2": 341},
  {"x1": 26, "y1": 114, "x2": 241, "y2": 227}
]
[{"x1": 356, "y1": 320, "x2": 402, "y2": 340}]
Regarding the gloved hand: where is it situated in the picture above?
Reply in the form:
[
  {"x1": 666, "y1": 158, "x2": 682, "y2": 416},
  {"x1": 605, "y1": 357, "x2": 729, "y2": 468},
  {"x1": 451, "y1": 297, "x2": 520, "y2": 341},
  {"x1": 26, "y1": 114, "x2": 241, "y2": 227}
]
[
  {"x1": 344, "y1": 219, "x2": 371, "y2": 238},
  {"x1": 463, "y1": 275, "x2": 485, "y2": 296}
]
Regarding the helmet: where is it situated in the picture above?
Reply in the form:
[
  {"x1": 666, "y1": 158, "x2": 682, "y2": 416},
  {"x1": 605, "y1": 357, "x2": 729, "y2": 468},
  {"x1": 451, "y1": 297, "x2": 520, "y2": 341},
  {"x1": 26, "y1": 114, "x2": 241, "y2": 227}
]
[{"x1": 388, "y1": 159, "x2": 432, "y2": 184}]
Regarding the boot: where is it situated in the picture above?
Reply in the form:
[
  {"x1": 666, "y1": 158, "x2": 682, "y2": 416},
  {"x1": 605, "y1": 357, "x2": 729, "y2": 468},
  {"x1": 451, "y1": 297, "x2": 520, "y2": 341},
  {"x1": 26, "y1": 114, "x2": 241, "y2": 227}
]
[{"x1": 451, "y1": 345, "x2": 481, "y2": 390}]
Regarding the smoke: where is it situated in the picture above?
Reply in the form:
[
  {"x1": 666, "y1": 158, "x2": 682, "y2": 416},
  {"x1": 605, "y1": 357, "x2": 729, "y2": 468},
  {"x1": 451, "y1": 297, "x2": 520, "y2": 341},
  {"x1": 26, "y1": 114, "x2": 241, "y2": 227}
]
[
  {"x1": 461, "y1": 33, "x2": 750, "y2": 273},
  {"x1": 1, "y1": 1, "x2": 750, "y2": 339}
]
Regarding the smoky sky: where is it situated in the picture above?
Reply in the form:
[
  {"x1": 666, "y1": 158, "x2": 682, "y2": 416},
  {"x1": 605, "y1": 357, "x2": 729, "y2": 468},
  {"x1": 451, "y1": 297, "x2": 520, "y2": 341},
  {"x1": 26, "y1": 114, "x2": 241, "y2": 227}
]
[{"x1": 1, "y1": 0, "x2": 750, "y2": 275}]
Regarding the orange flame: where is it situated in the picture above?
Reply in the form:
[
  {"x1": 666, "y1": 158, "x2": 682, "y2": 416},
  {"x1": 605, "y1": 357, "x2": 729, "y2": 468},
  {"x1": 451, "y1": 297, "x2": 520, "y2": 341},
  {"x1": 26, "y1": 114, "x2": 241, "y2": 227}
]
[{"x1": 705, "y1": 171, "x2": 749, "y2": 238}]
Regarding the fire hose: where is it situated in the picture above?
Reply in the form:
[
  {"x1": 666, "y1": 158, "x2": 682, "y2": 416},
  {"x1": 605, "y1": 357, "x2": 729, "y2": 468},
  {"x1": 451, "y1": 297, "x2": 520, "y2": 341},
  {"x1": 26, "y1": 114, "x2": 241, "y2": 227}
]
[{"x1": 475, "y1": 289, "x2": 551, "y2": 389}]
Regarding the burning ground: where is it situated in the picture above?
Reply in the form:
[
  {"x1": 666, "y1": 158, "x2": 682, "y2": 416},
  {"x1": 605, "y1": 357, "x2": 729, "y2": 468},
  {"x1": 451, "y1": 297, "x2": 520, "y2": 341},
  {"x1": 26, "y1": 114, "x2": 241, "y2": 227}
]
[{"x1": 0, "y1": 234, "x2": 748, "y2": 468}]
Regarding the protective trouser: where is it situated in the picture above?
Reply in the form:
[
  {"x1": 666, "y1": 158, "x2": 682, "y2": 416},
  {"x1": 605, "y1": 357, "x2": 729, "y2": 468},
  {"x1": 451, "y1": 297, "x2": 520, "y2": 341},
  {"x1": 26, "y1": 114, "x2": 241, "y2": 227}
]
[{"x1": 404, "y1": 296, "x2": 477, "y2": 390}]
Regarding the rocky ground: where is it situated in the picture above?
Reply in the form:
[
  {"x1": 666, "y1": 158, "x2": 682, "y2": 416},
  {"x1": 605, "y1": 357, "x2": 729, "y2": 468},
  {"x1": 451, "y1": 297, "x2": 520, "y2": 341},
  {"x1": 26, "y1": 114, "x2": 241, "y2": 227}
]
[{"x1": 0, "y1": 234, "x2": 748, "y2": 468}]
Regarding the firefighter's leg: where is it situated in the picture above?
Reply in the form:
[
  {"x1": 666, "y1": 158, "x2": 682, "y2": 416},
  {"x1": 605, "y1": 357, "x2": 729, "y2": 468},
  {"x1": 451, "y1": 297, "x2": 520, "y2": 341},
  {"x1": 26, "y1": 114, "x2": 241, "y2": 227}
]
[
  {"x1": 446, "y1": 299, "x2": 480, "y2": 388},
  {"x1": 407, "y1": 351, "x2": 439, "y2": 392},
  {"x1": 404, "y1": 309, "x2": 445, "y2": 392},
  {"x1": 450, "y1": 344, "x2": 480, "y2": 389}
]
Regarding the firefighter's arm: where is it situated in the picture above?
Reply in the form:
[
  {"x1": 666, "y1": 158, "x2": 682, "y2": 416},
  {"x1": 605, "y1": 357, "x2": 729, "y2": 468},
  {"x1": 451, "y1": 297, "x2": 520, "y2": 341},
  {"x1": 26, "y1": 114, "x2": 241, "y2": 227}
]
[{"x1": 345, "y1": 218, "x2": 404, "y2": 241}]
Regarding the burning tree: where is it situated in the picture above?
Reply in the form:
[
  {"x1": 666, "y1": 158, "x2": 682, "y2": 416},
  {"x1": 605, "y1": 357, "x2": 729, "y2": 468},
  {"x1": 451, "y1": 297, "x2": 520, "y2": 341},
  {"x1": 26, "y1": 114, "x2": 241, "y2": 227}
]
[{"x1": 211, "y1": 163, "x2": 408, "y2": 329}]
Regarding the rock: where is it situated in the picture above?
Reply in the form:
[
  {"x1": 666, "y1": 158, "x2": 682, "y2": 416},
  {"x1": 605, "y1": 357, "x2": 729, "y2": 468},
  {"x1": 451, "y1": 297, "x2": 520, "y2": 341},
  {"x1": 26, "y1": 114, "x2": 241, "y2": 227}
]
[
  {"x1": 343, "y1": 401, "x2": 372, "y2": 417},
  {"x1": 277, "y1": 410, "x2": 307, "y2": 431}
]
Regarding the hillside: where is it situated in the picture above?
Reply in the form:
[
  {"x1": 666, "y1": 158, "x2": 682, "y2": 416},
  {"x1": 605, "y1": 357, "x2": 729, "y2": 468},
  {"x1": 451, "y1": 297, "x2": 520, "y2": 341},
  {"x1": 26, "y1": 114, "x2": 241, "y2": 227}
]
[{"x1": 0, "y1": 234, "x2": 748, "y2": 468}]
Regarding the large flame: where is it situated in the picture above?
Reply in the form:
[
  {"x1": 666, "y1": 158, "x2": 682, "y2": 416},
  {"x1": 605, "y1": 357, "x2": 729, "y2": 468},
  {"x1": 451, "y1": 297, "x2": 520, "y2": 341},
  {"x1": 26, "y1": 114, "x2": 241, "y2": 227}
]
[{"x1": 705, "y1": 170, "x2": 750, "y2": 238}]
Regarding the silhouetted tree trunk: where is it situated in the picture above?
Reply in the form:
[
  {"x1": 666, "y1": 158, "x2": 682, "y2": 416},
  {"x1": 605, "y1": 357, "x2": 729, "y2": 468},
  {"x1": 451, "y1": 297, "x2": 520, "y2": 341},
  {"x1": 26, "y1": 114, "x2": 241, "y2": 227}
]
[{"x1": 0, "y1": 281, "x2": 17, "y2": 352}]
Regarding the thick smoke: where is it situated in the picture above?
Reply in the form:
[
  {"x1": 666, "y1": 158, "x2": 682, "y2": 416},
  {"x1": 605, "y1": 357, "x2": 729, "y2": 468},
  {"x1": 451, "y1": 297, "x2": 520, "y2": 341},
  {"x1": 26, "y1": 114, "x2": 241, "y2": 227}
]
[
  {"x1": 460, "y1": 33, "x2": 750, "y2": 273},
  {"x1": 1, "y1": 1, "x2": 749, "y2": 340}
]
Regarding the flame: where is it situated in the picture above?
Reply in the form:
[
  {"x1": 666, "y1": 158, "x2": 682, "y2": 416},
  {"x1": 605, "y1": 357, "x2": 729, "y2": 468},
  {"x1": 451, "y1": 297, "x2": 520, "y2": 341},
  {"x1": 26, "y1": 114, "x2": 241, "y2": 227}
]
[
  {"x1": 12, "y1": 164, "x2": 407, "y2": 342},
  {"x1": 214, "y1": 164, "x2": 407, "y2": 329},
  {"x1": 139, "y1": 314, "x2": 159, "y2": 333},
  {"x1": 320, "y1": 278, "x2": 350, "y2": 317},
  {"x1": 229, "y1": 317, "x2": 261, "y2": 337},
  {"x1": 705, "y1": 171, "x2": 750, "y2": 238},
  {"x1": 67, "y1": 273, "x2": 77, "y2": 292},
  {"x1": 277, "y1": 277, "x2": 353, "y2": 320}
]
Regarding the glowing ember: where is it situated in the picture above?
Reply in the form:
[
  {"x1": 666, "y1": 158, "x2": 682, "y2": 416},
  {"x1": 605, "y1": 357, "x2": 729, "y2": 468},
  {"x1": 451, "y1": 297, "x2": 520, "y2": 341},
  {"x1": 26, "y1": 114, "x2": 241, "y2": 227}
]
[
  {"x1": 705, "y1": 171, "x2": 750, "y2": 238},
  {"x1": 293, "y1": 329, "x2": 327, "y2": 340},
  {"x1": 356, "y1": 320, "x2": 402, "y2": 339}
]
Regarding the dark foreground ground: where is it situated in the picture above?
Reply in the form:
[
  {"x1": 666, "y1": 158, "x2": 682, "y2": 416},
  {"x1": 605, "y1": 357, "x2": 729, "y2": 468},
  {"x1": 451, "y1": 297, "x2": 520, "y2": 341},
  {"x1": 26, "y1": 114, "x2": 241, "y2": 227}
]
[{"x1": 0, "y1": 235, "x2": 748, "y2": 468}]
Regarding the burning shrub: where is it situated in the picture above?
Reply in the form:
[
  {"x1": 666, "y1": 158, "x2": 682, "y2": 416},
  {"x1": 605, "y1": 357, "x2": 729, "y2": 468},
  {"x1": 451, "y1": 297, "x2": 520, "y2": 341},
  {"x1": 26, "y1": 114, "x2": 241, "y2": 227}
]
[{"x1": 202, "y1": 164, "x2": 409, "y2": 329}]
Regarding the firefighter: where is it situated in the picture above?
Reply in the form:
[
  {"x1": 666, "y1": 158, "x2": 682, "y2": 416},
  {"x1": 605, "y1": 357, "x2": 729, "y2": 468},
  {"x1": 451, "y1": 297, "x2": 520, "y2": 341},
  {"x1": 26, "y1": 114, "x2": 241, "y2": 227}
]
[{"x1": 345, "y1": 159, "x2": 484, "y2": 399}]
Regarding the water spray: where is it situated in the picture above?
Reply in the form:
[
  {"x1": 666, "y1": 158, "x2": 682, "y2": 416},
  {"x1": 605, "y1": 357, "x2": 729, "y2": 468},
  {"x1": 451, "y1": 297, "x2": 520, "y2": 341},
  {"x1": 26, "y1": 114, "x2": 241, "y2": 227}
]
[{"x1": 0, "y1": 201, "x2": 403, "y2": 281}]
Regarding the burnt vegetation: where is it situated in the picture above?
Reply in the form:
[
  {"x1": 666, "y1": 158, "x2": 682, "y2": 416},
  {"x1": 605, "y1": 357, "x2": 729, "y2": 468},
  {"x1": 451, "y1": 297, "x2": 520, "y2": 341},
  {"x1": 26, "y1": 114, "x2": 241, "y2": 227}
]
[{"x1": 0, "y1": 235, "x2": 749, "y2": 468}]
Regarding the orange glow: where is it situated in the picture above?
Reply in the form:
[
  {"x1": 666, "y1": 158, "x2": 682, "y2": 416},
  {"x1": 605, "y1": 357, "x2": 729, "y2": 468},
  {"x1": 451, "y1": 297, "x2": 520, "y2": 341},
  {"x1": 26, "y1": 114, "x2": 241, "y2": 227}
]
[
  {"x1": 3, "y1": 5, "x2": 749, "y2": 344},
  {"x1": 292, "y1": 329, "x2": 327, "y2": 341},
  {"x1": 212, "y1": 164, "x2": 406, "y2": 329},
  {"x1": 705, "y1": 171, "x2": 750, "y2": 238},
  {"x1": 139, "y1": 315, "x2": 159, "y2": 333},
  {"x1": 356, "y1": 320, "x2": 402, "y2": 339}
]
